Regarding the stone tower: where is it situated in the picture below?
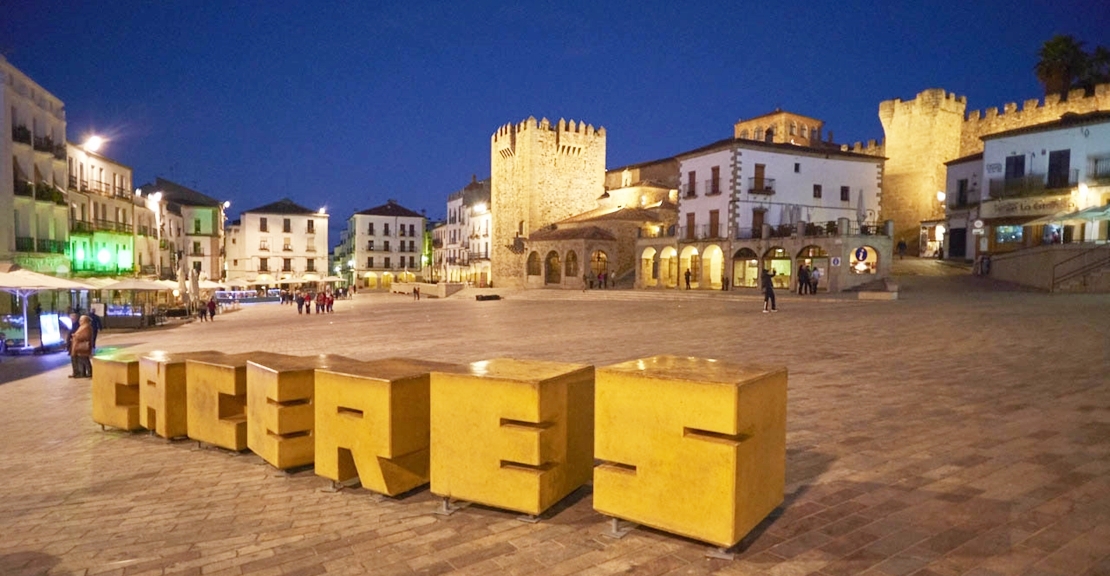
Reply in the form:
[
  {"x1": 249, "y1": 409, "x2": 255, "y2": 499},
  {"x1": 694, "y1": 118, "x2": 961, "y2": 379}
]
[
  {"x1": 489, "y1": 117, "x2": 606, "y2": 288},
  {"x1": 877, "y1": 89, "x2": 967, "y2": 249}
]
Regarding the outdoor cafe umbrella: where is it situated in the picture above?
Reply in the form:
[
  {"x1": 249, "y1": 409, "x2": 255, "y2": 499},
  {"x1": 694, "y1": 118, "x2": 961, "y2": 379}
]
[{"x1": 0, "y1": 268, "x2": 91, "y2": 349}]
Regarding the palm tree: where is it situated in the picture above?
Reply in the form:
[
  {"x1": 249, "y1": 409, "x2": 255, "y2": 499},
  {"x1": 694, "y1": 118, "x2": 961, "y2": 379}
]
[
  {"x1": 1080, "y1": 45, "x2": 1110, "y2": 91},
  {"x1": 1035, "y1": 35, "x2": 1087, "y2": 97}
]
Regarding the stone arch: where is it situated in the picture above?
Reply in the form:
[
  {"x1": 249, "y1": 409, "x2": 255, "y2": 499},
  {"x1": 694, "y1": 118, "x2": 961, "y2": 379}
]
[
  {"x1": 362, "y1": 271, "x2": 379, "y2": 290},
  {"x1": 764, "y1": 127, "x2": 774, "y2": 143},
  {"x1": 590, "y1": 250, "x2": 609, "y2": 277},
  {"x1": 526, "y1": 251, "x2": 541, "y2": 276},
  {"x1": 798, "y1": 245, "x2": 830, "y2": 292},
  {"x1": 381, "y1": 272, "x2": 394, "y2": 289},
  {"x1": 850, "y1": 244, "x2": 879, "y2": 274},
  {"x1": 732, "y1": 248, "x2": 759, "y2": 288},
  {"x1": 544, "y1": 251, "x2": 561, "y2": 284},
  {"x1": 564, "y1": 250, "x2": 578, "y2": 278},
  {"x1": 679, "y1": 246, "x2": 700, "y2": 288},
  {"x1": 740, "y1": 129, "x2": 749, "y2": 140},
  {"x1": 640, "y1": 247, "x2": 658, "y2": 287},
  {"x1": 702, "y1": 244, "x2": 724, "y2": 289},
  {"x1": 789, "y1": 121, "x2": 797, "y2": 136},
  {"x1": 762, "y1": 246, "x2": 791, "y2": 289},
  {"x1": 659, "y1": 246, "x2": 678, "y2": 288},
  {"x1": 802, "y1": 125, "x2": 809, "y2": 139}
]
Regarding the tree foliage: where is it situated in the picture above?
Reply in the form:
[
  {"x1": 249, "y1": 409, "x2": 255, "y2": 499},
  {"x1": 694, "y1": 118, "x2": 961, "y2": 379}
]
[{"x1": 1036, "y1": 35, "x2": 1110, "y2": 97}]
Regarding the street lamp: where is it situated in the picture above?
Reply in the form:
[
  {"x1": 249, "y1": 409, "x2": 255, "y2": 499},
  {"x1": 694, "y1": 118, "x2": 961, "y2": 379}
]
[{"x1": 84, "y1": 135, "x2": 104, "y2": 152}]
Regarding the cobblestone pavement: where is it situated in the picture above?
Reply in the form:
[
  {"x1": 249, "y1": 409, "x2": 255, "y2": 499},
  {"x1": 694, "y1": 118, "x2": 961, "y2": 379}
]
[{"x1": 1, "y1": 266, "x2": 1108, "y2": 576}]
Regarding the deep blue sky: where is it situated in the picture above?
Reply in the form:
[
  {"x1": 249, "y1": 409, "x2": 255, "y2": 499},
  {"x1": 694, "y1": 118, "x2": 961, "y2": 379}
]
[{"x1": 4, "y1": 1, "x2": 1107, "y2": 242}]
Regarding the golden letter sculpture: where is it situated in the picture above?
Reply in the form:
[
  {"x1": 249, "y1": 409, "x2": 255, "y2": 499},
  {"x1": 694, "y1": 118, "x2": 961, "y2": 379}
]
[
  {"x1": 593, "y1": 355, "x2": 787, "y2": 548},
  {"x1": 186, "y1": 352, "x2": 288, "y2": 451},
  {"x1": 246, "y1": 354, "x2": 353, "y2": 470},
  {"x1": 139, "y1": 350, "x2": 223, "y2": 439},
  {"x1": 91, "y1": 353, "x2": 141, "y2": 431},
  {"x1": 430, "y1": 358, "x2": 594, "y2": 516},
  {"x1": 314, "y1": 358, "x2": 461, "y2": 495}
]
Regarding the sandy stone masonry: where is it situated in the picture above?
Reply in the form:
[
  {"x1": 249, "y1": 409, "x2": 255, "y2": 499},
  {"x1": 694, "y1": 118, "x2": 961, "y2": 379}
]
[{"x1": 491, "y1": 117, "x2": 606, "y2": 288}]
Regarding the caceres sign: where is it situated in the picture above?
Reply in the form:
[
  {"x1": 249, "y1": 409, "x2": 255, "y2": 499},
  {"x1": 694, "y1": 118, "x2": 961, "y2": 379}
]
[{"x1": 978, "y1": 195, "x2": 1075, "y2": 219}]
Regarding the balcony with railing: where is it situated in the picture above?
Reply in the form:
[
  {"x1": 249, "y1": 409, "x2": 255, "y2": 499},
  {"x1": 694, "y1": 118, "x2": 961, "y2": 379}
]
[
  {"x1": 71, "y1": 219, "x2": 94, "y2": 234},
  {"x1": 681, "y1": 182, "x2": 697, "y2": 199},
  {"x1": 191, "y1": 249, "x2": 206, "y2": 257},
  {"x1": 34, "y1": 183, "x2": 67, "y2": 205},
  {"x1": 95, "y1": 219, "x2": 133, "y2": 234},
  {"x1": 989, "y1": 170, "x2": 1078, "y2": 198},
  {"x1": 470, "y1": 250, "x2": 490, "y2": 260},
  {"x1": 15, "y1": 237, "x2": 34, "y2": 252},
  {"x1": 1089, "y1": 158, "x2": 1110, "y2": 186},
  {"x1": 677, "y1": 224, "x2": 728, "y2": 241},
  {"x1": 748, "y1": 177, "x2": 775, "y2": 195},
  {"x1": 704, "y1": 178, "x2": 723, "y2": 196},
  {"x1": 12, "y1": 125, "x2": 32, "y2": 145},
  {"x1": 13, "y1": 179, "x2": 34, "y2": 197},
  {"x1": 37, "y1": 239, "x2": 66, "y2": 254}
]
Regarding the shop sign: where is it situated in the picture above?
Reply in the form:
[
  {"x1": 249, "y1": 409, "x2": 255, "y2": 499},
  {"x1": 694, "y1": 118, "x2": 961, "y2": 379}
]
[
  {"x1": 972, "y1": 228, "x2": 985, "y2": 235},
  {"x1": 973, "y1": 219, "x2": 984, "y2": 229},
  {"x1": 979, "y1": 195, "x2": 1075, "y2": 219}
]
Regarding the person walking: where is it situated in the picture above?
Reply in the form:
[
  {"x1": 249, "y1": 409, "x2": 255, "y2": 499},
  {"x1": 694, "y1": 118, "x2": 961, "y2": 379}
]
[
  {"x1": 88, "y1": 310, "x2": 102, "y2": 350},
  {"x1": 65, "y1": 312, "x2": 81, "y2": 378},
  {"x1": 296, "y1": 292, "x2": 305, "y2": 314},
  {"x1": 810, "y1": 266, "x2": 822, "y2": 294},
  {"x1": 684, "y1": 268, "x2": 692, "y2": 290},
  {"x1": 207, "y1": 298, "x2": 217, "y2": 320},
  {"x1": 797, "y1": 263, "x2": 810, "y2": 295},
  {"x1": 582, "y1": 273, "x2": 589, "y2": 292},
  {"x1": 197, "y1": 302, "x2": 207, "y2": 322},
  {"x1": 70, "y1": 315, "x2": 94, "y2": 378},
  {"x1": 761, "y1": 268, "x2": 778, "y2": 313},
  {"x1": 897, "y1": 239, "x2": 907, "y2": 259}
]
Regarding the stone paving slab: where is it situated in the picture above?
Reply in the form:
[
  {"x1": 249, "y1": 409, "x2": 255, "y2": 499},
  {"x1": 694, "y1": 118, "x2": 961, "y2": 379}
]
[{"x1": 0, "y1": 267, "x2": 1108, "y2": 576}]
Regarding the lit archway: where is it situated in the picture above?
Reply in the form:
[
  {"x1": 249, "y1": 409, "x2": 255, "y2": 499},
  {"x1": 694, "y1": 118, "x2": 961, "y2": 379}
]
[
  {"x1": 762, "y1": 247, "x2": 791, "y2": 290},
  {"x1": 732, "y1": 248, "x2": 759, "y2": 288},
  {"x1": 382, "y1": 272, "x2": 394, "y2": 289},
  {"x1": 564, "y1": 250, "x2": 578, "y2": 278},
  {"x1": 363, "y1": 272, "x2": 379, "y2": 289},
  {"x1": 526, "y1": 251, "x2": 541, "y2": 276},
  {"x1": 640, "y1": 247, "x2": 658, "y2": 287},
  {"x1": 679, "y1": 246, "x2": 699, "y2": 288},
  {"x1": 703, "y1": 244, "x2": 724, "y2": 289},
  {"x1": 590, "y1": 250, "x2": 608, "y2": 277},
  {"x1": 545, "y1": 251, "x2": 561, "y2": 284},
  {"x1": 798, "y1": 245, "x2": 830, "y2": 292},
  {"x1": 659, "y1": 246, "x2": 678, "y2": 288}
]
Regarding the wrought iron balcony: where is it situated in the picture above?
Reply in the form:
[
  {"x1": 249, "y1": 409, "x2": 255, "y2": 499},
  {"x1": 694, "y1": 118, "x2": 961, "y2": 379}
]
[
  {"x1": 11, "y1": 125, "x2": 31, "y2": 145},
  {"x1": 748, "y1": 177, "x2": 775, "y2": 195},
  {"x1": 704, "y1": 178, "x2": 723, "y2": 196},
  {"x1": 71, "y1": 220, "x2": 94, "y2": 234},
  {"x1": 15, "y1": 237, "x2": 34, "y2": 252},
  {"x1": 36, "y1": 239, "x2": 66, "y2": 254}
]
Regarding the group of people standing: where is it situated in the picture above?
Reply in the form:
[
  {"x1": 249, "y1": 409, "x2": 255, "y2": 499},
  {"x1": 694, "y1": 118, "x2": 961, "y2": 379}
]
[
  {"x1": 294, "y1": 290, "x2": 335, "y2": 314},
  {"x1": 796, "y1": 263, "x2": 823, "y2": 295}
]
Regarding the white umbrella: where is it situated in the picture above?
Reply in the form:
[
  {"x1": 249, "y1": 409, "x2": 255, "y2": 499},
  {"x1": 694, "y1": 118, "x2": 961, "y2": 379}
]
[
  {"x1": 189, "y1": 268, "x2": 201, "y2": 302},
  {"x1": 197, "y1": 279, "x2": 225, "y2": 290},
  {"x1": 319, "y1": 275, "x2": 344, "y2": 282},
  {"x1": 177, "y1": 261, "x2": 189, "y2": 306},
  {"x1": 0, "y1": 268, "x2": 90, "y2": 349},
  {"x1": 856, "y1": 190, "x2": 867, "y2": 227},
  {"x1": 100, "y1": 279, "x2": 171, "y2": 291}
]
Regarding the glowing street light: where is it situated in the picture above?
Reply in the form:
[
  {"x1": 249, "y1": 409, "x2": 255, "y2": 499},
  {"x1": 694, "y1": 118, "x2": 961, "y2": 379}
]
[{"x1": 84, "y1": 135, "x2": 104, "y2": 152}]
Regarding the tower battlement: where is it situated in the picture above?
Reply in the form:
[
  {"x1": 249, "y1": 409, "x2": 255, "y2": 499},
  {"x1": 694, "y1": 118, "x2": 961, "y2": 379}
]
[
  {"x1": 959, "y1": 83, "x2": 1110, "y2": 156},
  {"x1": 489, "y1": 116, "x2": 607, "y2": 288}
]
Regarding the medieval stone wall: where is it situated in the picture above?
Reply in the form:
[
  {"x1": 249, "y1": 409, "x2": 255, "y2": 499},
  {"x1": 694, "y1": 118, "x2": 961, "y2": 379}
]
[
  {"x1": 872, "y1": 83, "x2": 1110, "y2": 252},
  {"x1": 490, "y1": 117, "x2": 606, "y2": 288}
]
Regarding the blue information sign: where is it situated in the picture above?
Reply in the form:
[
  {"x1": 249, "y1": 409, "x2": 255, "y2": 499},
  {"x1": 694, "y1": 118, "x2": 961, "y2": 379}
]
[{"x1": 854, "y1": 247, "x2": 869, "y2": 261}]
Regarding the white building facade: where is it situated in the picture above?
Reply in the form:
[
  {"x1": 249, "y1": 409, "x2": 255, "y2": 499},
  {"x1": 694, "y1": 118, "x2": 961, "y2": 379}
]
[
  {"x1": 344, "y1": 200, "x2": 425, "y2": 289},
  {"x1": 638, "y1": 137, "x2": 890, "y2": 292},
  {"x1": 1, "y1": 55, "x2": 69, "y2": 275},
  {"x1": 945, "y1": 111, "x2": 1110, "y2": 273},
  {"x1": 225, "y1": 198, "x2": 328, "y2": 286}
]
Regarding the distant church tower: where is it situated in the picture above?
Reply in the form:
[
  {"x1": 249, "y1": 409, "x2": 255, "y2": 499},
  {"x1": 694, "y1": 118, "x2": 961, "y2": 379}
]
[{"x1": 489, "y1": 116, "x2": 606, "y2": 288}]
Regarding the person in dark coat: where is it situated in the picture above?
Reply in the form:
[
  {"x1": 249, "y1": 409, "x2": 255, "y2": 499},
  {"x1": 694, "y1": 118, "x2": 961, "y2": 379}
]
[
  {"x1": 761, "y1": 268, "x2": 778, "y2": 313},
  {"x1": 70, "y1": 315, "x2": 94, "y2": 378},
  {"x1": 797, "y1": 264, "x2": 810, "y2": 295}
]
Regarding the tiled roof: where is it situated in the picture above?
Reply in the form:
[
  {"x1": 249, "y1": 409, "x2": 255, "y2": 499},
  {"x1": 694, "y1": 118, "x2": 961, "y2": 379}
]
[
  {"x1": 243, "y1": 198, "x2": 317, "y2": 215},
  {"x1": 356, "y1": 200, "x2": 424, "y2": 218},
  {"x1": 529, "y1": 226, "x2": 616, "y2": 241}
]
